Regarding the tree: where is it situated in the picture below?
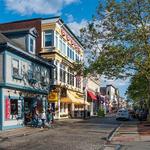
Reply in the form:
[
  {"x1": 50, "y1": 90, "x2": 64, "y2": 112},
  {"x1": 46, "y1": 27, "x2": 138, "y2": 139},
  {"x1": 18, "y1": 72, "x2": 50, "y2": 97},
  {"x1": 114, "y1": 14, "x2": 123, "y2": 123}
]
[
  {"x1": 126, "y1": 73, "x2": 149, "y2": 108},
  {"x1": 80, "y1": 0, "x2": 150, "y2": 108}
]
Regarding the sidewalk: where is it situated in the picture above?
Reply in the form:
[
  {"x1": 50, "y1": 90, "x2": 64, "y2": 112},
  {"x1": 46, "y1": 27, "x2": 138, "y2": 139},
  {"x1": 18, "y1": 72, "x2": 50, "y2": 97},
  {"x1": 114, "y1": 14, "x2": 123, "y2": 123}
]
[
  {"x1": 110, "y1": 121, "x2": 150, "y2": 150},
  {"x1": 0, "y1": 118, "x2": 90, "y2": 140}
]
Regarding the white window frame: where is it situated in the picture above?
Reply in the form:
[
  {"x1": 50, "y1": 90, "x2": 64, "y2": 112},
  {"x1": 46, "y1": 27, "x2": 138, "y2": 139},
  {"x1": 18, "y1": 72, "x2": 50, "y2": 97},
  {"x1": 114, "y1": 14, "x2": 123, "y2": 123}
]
[
  {"x1": 28, "y1": 35, "x2": 35, "y2": 54},
  {"x1": 43, "y1": 30, "x2": 53, "y2": 48}
]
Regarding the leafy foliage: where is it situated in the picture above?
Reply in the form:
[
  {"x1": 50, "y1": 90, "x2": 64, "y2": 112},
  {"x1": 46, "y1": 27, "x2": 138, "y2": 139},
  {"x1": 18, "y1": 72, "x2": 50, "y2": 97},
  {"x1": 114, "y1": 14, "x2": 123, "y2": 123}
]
[{"x1": 80, "y1": 0, "x2": 150, "y2": 106}]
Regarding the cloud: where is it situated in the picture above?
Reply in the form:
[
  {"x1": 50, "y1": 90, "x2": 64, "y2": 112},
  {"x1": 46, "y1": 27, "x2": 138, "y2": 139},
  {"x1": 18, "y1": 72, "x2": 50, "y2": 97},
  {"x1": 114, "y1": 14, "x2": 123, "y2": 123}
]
[
  {"x1": 67, "y1": 19, "x2": 88, "y2": 36},
  {"x1": 100, "y1": 75, "x2": 130, "y2": 97},
  {"x1": 66, "y1": 14, "x2": 74, "y2": 23},
  {"x1": 101, "y1": 75, "x2": 130, "y2": 87},
  {"x1": 5, "y1": 0, "x2": 79, "y2": 15}
]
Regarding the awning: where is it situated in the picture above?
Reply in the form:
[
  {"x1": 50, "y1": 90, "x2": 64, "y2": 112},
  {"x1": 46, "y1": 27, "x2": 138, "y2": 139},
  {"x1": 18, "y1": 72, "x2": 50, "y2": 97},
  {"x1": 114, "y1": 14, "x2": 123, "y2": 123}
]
[
  {"x1": 68, "y1": 91, "x2": 90, "y2": 105},
  {"x1": 61, "y1": 97, "x2": 72, "y2": 103},
  {"x1": 87, "y1": 91, "x2": 97, "y2": 100}
]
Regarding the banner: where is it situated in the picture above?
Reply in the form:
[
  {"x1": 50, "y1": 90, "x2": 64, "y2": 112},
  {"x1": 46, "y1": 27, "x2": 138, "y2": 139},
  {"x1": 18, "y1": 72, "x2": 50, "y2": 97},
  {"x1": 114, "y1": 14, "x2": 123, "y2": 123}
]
[{"x1": 5, "y1": 97, "x2": 10, "y2": 120}]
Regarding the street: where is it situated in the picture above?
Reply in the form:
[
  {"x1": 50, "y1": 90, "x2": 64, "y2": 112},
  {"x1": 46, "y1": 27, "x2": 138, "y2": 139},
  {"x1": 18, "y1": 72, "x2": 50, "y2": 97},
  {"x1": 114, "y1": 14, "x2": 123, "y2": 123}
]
[
  {"x1": 0, "y1": 116, "x2": 119, "y2": 150},
  {"x1": 0, "y1": 116, "x2": 149, "y2": 150}
]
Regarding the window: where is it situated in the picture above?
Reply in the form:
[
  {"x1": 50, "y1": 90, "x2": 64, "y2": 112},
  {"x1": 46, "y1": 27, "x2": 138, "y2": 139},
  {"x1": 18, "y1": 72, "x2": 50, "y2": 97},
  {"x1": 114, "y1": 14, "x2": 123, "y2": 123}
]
[
  {"x1": 76, "y1": 53, "x2": 79, "y2": 62},
  {"x1": 62, "y1": 41, "x2": 66, "y2": 55},
  {"x1": 44, "y1": 30, "x2": 53, "y2": 47},
  {"x1": 28, "y1": 36, "x2": 35, "y2": 54},
  {"x1": 67, "y1": 69, "x2": 74, "y2": 86},
  {"x1": 55, "y1": 32, "x2": 59, "y2": 49},
  {"x1": 60, "y1": 64, "x2": 66, "y2": 83},
  {"x1": 59, "y1": 38, "x2": 63, "y2": 51},
  {"x1": 67, "y1": 46, "x2": 70, "y2": 57},
  {"x1": 10, "y1": 99, "x2": 18, "y2": 120},
  {"x1": 12, "y1": 59, "x2": 19, "y2": 77},
  {"x1": 76, "y1": 76, "x2": 81, "y2": 88}
]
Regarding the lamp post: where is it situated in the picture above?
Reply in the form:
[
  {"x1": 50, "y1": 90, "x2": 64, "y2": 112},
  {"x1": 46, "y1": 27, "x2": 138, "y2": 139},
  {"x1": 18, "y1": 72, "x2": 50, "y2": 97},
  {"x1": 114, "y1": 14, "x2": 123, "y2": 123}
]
[{"x1": 83, "y1": 78, "x2": 88, "y2": 119}]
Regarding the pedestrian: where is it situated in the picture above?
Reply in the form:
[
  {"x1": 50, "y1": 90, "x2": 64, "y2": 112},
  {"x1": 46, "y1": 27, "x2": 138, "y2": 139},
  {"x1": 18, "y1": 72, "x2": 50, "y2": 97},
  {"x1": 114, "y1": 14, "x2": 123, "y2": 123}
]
[
  {"x1": 40, "y1": 110, "x2": 46, "y2": 128},
  {"x1": 51, "y1": 108, "x2": 55, "y2": 123},
  {"x1": 32, "y1": 107, "x2": 39, "y2": 127},
  {"x1": 46, "y1": 107, "x2": 52, "y2": 125}
]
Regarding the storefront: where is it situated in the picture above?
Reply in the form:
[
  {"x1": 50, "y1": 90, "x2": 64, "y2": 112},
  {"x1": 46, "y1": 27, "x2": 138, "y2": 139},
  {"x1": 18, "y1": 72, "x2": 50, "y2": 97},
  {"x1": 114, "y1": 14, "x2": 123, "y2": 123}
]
[
  {"x1": 48, "y1": 88, "x2": 90, "y2": 119},
  {"x1": 0, "y1": 88, "x2": 47, "y2": 130},
  {"x1": 87, "y1": 90, "x2": 97, "y2": 116}
]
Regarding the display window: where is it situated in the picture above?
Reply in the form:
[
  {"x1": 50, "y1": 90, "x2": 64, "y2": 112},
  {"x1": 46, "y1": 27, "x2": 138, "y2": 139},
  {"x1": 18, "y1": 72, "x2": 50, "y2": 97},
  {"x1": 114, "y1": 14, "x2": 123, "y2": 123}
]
[
  {"x1": 5, "y1": 97, "x2": 23, "y2": 120},
  {"x1": 10, "y1": 99, "x2": 18, "y2": 119}
]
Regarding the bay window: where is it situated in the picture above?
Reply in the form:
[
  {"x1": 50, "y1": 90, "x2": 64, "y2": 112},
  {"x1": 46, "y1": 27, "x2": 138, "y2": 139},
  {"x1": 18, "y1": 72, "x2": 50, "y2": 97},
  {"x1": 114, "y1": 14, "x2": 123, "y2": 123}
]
[
  {"x1": 67, "y1": 69, "x2": 74, "y2": 86},
  {"x1": 55, "y1": 32, "x2": 59, "y2": 49},
  {"x1": 43, "y1": 30, "x2": 53, "y2": 47},
  {"x1": 60, "y1": 64, "x2": 66, "y2": 83},
  {"x1": 76, "y1": 76, "x2": 81, "y2": 88}
]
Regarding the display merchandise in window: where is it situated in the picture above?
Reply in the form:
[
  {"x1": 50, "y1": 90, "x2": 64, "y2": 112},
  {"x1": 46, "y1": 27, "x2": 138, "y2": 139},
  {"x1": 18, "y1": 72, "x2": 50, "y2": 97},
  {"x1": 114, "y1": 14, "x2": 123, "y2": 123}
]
[{"x1": 10, "y1": 99, "x2": 18, "y2": 120}]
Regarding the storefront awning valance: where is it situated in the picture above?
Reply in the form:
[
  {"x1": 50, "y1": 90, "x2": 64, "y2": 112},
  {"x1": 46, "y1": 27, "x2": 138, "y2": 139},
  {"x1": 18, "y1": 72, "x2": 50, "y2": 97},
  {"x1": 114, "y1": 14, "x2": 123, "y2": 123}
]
[
  {"x1": 61, "y1": 97, "x2": 72, "y2": 103},
  {"x1": 87, "y1": 91, "x2": 97, "y2": 100},
  {"x1": 67, "y1": 91, "x2": 90, "y2": 105}
]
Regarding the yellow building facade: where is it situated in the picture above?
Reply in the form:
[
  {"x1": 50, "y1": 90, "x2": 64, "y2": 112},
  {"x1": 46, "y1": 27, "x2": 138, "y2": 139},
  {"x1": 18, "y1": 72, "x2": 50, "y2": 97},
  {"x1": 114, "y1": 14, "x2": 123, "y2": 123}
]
[{"x1": 40, "y1": 17, "x2": 88, "y2": 119}]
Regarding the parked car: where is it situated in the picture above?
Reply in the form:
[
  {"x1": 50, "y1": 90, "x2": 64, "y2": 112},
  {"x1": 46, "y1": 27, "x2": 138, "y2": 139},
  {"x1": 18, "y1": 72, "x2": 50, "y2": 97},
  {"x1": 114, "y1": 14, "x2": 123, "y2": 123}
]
[
  {"x1": 128, "y1": 109, "x2": 136, "y2": 118},
  {"x1": 116, "y1": 108, "x2": 131, "y2": 120}
]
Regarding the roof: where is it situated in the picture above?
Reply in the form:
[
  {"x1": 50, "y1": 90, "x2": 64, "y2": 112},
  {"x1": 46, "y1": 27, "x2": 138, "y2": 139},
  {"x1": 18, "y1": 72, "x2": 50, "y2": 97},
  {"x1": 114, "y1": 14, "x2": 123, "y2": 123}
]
[
  {"x1": 0, "y1": 32, "x2": 22, "y2": 48},
  {"x1": 42, "y1": 16, "x2": 84, "y2": 48},
  {"x1": 0, "y1": 16, "x2": 84, "y2": 48},
  {"x1": 0, "y1": 18, "x2": 41, "y2": 25},
  {"x1": 0, "y1": 33, "x2": 55, "y2": 68}
]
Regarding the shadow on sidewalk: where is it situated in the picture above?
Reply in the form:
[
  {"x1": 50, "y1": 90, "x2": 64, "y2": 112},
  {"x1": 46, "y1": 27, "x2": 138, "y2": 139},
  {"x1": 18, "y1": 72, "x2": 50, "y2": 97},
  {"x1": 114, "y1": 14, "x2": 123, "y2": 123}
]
[{"x1": 138, "y1": 121, "x2": 150, "y2": 135}]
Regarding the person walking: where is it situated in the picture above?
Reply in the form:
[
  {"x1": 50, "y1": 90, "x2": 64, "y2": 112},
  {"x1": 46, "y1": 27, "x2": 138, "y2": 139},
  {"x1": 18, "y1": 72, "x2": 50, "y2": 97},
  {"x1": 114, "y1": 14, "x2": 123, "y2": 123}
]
[
  {"x1": 46, "y1": 107, "x2": 52, "y2": 124},
  {"x1": 40, "y1": 110, "x2": 46, "y2": 128}
]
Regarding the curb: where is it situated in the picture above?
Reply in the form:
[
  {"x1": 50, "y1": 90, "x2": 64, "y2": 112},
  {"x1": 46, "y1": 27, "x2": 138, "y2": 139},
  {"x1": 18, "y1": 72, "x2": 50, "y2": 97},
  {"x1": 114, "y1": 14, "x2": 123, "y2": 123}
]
[{"x1": 107, "y1": 124, "x2": 122, "y2": 142}]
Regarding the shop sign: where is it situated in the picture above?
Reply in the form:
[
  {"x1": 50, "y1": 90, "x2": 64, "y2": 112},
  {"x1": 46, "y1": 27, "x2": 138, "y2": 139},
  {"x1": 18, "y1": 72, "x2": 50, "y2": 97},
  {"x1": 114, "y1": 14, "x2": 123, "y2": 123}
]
[
  {"x1": 5, "y1": 97, "x2": 10, "y2": 120},
  {"x1": 48, "y1": 92, "x2": 58, "y2": 102}
]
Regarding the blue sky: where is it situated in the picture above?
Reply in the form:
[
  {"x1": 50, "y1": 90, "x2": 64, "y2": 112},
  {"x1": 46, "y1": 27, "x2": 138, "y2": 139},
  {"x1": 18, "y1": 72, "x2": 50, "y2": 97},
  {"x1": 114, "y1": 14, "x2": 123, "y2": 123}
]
[{"x1": 0, "y1": 0, "x2": 129, "y2": 98}]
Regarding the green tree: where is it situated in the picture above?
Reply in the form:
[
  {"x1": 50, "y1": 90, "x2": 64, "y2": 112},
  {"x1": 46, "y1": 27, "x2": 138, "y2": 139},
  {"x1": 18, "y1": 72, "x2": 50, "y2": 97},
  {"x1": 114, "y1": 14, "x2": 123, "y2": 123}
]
[{"x1": 81, "y1": 0, "x2": 150, "y2": 108}]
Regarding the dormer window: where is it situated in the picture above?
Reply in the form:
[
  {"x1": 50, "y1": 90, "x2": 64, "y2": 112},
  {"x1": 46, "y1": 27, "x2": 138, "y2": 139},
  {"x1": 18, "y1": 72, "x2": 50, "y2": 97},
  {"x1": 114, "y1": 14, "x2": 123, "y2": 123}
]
[{"x1": 28, "y1": 35, "x2": 35, "y2": 54}]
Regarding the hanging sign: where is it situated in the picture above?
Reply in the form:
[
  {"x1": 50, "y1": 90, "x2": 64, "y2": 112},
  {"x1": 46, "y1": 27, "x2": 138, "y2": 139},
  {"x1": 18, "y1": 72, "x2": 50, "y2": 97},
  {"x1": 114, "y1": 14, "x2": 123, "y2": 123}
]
[
  {"x1": 5, "y1": 97, "x2": 10, "y2": 120},
  {"x1": 48, "y1": 92, "x2": 58, "y2": 102}
]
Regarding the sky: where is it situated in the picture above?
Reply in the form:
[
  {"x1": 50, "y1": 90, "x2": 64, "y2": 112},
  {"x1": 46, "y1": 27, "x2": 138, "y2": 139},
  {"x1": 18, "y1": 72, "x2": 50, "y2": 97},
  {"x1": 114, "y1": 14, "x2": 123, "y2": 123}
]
[{"x1": 0, "y1": 0, "x2": 130, "y2": 98}]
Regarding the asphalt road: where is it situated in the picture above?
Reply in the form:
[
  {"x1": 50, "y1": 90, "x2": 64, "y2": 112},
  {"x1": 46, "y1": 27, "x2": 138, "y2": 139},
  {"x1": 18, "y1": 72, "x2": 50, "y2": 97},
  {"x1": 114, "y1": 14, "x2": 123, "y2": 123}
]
[{"x1": 0, "y1": 116, "x2": 122, "y2": 150}]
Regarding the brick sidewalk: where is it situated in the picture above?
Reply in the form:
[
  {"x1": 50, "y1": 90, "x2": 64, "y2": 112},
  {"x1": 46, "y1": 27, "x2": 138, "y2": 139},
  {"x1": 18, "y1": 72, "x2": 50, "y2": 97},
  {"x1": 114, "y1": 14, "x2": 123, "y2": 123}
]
[{"x1": 111, "y1": 122, "x2": 150, "y2": 145}]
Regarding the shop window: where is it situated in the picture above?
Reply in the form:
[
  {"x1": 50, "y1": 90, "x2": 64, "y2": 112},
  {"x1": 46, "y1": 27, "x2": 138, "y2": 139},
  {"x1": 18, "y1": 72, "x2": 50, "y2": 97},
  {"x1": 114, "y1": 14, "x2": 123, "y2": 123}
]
[{"x1": 10, "y1": 99, "x2": 18, "y2": 120}]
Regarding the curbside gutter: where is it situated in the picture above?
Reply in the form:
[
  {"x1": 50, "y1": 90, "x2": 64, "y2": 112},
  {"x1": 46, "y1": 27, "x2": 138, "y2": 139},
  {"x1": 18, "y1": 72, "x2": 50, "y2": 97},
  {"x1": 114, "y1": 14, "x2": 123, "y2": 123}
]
[{"x1": 107, "y1": 123, "x2": 122, "y2": 142}]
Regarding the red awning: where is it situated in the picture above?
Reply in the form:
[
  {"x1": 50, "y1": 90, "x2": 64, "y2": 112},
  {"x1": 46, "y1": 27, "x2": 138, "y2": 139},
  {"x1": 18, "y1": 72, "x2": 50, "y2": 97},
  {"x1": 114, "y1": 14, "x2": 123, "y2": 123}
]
[{"x1": 87, "y1": 91, "x2": 97, "y2": 100}]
